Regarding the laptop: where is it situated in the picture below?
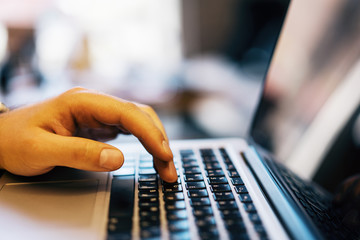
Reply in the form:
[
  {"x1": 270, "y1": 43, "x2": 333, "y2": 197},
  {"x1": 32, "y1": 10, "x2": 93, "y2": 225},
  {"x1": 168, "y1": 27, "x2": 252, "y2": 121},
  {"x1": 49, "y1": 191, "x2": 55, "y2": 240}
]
[{"x1": 0, "y1": 1, "x2": 359, "y2": 239}]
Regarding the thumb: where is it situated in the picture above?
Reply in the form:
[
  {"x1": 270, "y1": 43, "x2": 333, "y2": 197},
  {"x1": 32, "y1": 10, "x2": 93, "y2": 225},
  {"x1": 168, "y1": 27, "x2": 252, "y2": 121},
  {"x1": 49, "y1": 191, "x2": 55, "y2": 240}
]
[{"x1": 43, "y1": 133, "x2": 124, "y2": 172}]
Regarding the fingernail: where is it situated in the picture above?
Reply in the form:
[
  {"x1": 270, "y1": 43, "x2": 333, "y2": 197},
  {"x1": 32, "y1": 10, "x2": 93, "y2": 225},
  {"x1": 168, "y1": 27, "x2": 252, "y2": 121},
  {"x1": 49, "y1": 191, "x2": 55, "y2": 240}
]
[
  {"x1": 100, "y1": 149, "x2": 123, "y2": 170},
  {"x1": 162, "y1": 140, "x2": 173, "y2": 159}
]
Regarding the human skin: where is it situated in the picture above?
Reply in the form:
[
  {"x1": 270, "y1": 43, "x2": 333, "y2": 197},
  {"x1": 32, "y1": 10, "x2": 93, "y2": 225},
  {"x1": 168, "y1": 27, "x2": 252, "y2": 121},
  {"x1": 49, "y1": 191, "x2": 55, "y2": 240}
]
[{"x1": 0, "y1": 87, "x2": 177, "y2": 182}]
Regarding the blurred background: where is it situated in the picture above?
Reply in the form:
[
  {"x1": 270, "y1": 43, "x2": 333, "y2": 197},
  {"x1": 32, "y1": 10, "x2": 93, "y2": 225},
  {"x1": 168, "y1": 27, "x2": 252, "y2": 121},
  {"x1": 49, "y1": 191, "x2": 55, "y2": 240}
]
[{"x1": 0, "y1": 0, "x2": 358, "y2": 191}]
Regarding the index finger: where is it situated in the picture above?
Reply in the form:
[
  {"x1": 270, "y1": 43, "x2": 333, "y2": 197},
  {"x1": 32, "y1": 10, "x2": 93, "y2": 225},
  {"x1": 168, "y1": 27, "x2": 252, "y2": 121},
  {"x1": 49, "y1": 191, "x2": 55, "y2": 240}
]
[{"x1": 58, "y1": 88, "x2": 173, "y2": 162}]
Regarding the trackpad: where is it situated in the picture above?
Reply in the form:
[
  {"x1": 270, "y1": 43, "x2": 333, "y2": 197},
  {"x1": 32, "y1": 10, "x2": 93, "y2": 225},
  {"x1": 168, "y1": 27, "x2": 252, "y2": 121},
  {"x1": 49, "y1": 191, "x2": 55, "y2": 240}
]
[{"x1": 0, "y1": 180, "x2": 99, "y2": 239}]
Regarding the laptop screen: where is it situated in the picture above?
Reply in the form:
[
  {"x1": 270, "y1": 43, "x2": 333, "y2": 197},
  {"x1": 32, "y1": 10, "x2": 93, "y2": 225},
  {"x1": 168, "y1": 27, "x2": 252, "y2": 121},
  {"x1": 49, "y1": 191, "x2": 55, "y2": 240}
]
[{"x1": 250, "y1": 0, "x2": 360, "y2": 178}]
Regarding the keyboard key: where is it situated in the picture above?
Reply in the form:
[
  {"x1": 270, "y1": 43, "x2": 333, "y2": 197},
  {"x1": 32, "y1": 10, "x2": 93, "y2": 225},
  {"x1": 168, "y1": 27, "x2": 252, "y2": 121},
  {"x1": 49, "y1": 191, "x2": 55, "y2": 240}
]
[
  {"x1": 108, "y1": 176, "x2": 134, "y2": 238},
  {"x1": 170, "y1": 231, "x2": 191, "y2": 240},
  {"x1": 221, "y1": 210, "x2": 242, "y2": 219},
  {"x1": 231, "y1": 177, "x2": 244, "y2": 185},
  {"x1": 226, "y1": 163, "x2": 236, "y2": 170},
  {"x1": 190, "y1": 197, "x2": 211, "y2": 207},
  {"x1": 196, "y1": 216, "x2": 216, "y2": 229},
  {"x1": 164, "y1": 192, "x2": 185, "y2": 201},
  {"x1": 193, "y1": 206, "x2": 213, "y2": 218},
  {"x1": 243, "y1": 203, "x2": 257, "y2": 212},
  {"x1": 217, "y1": 200, "x2": 238, "y2": 210},
  {"x1": 200, "y1": 149, "x2": 215, "y2": 156},
  {"x1": 198, "y1": 227, "x2": 219, "y2": 239},
  {"x1": 180, "y1": 149, "x2": 194, "y2": 157},
  {"x1": 168, "y1": 220, "x2": 189, "y2": 232},
  {"x1": 165, "y1": 201, "x2": 186, "y2": 210},
  {"x1": 208, "y1": 176, "x2": 228, "y2": 184},
  {"x1": 139, "y1": 189, "x2": 158, "y2": 198},
  {"x1": 188, "y1": 189, "x2": 209, "y2": 198},
  {"x1": 201, "y1": 155, "x2": 218, "y2": 163},
  {"x1": 182, "y1": 161, "x2": 198, "y2": 168},
  {"x1": 167, "y1": 210, "x2": 188, "y2": 220},
  {"x1": 140, "y1": 220, "x2": 160, "y2": 228},
  {"x1": 183, "y1": 166, "x2": 201, "y2": 174},
  {"x1": 224, "y1": 219, "x2": 246, "y2": 230},
  {"x1": 140, "y1": 210, "x2": 160, "y2": 219},
  {"x1": 139, "y1": 174, "x2": 157, "y2": 182},
  {"x1": 206, "y1": 169, "x2": 225, "y2": 177},
  {"x1": 139, "y1": 168, "x2": 157, "y2": 175},
  {"x1": 228, "y1": 170, "x2": 240, "y2": 178},
  {"x1": 210, "y1": 184, "x2": 231, "y2": 192},
  {"x1": 249, "y1": 213, "x2": 261, "y2": 223},
  {"x1": 163, "y1": 183, "x2": 183, "y2": 193},
  {"x1": 234, "y1": 185, "x2": 248, "y2": 194},
  {"x1": 138, "y1": 181, "x2": 157, "y2": 190},
  {"x1": 140, "y1": 227, "x2": 161, "y2": 238},
  {"x1": 186, "y1": 181, "x2": 206, "y2": 189},
  {"x1": 213, "y1": 192, "x2": 234, "y2": 201},
  {"x1": 204, "y1": 162, "x2": 222, "y2": 170},
  {"x1": 239, "y1": 193, "x2": 252, "y2": 203},
  {"x1": 184, "y1": 174, "x2": 204, "y2": 182}
]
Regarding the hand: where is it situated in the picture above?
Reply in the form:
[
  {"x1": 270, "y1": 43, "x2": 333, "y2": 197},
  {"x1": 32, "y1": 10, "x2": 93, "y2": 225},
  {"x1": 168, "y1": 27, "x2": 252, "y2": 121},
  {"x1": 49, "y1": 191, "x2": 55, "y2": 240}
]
[{"x1": 0, "y1": 87, "x2": 177, "y2": 182}]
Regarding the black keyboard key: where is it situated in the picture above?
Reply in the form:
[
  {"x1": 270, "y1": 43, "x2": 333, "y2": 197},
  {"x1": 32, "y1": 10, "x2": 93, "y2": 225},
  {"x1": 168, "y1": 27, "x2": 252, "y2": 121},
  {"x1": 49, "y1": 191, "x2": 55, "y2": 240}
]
[
  {"x1": 217, "y1": 200, "x2": 238, "y2": 210},
  {"x1": 206, "y1": 169, "x2": 225, "y2": 177},
  {"x1": 139, "y1": 197, "x2": 159, "y2": 208},
  {"x1": 221, "y1": 210, "x2": 242, "y2": 219},
  {"x1": 140, "y1": 227, "x2": 161, "y2": 238},
  {"x1": 234, "y1": 185, "x2": 248, "y2": 194},
  {"x1": 183, "y1": 166, "x2": 202, "y2": 174},
  {"x1": 201, "y1": 155, "x2": 218, "y2": 163},
  {"x1": 165, "y1": 201, "x2": 186, "y2": 210},
  {"x1": 186, "y1": 181, "x2": 206, "y2": 189},
  {"x1": 180, "y1": 149, "x2": 194, "y2": 157},
  {"x1": 140, "y1": 220, "x2": 160, "y2": 228},
  {"x1": 170, "y1": 231, "x2": 192, "y2": 240},
  {"x1": 188, "y1": 189, "x2": 209, "y2": 198},
  {"x1": 182, "y1": 161, "x2": 198, "y2": 168},
  {"x1": 164, "y1": 192, "x2": 185, "y2": 201},
  {"x1": 139, "y1": 189, "x2": 158, "y2": 198},
  {"x1": 140, "y1": 214, "x2": 160, "y2": 222},
  {"x1": 139, "y1": 209, "x2": 160, "y2": 219},
  {"x1": 193, "y1": 206, "x2": 213, "y2": 218},
  {"x1": 198, "y1": 227, "x2": 219, "y2": 239},
  {"x1": 196, "y1": 216, "x2": 216, "y2": 229},
  {"x1": 210, "y1": 184, "x2": 231, "y2": 192},
  {"x1": 244, "y1": 203, "x2": 257, "y2": 212},
  {"x1": 204, "y1": 162, "x2": 222, "y2": 170},
  {"x1": 108, "y1": 176, "x2": 135, "y2": 238},
  {"x1": 163, "y1": 183, "x2": 183, "y2": 193},
  {"x1": 167, "y1": 210, "x2": 188, "y2": 220},
  {"x1": 208, "y1": 176, "x2": 228, "y2": 184},
  {"x1": 200, "y1": 149, "x2": 215, "y2": 156},
  {"x1": 249, "y1": 213, "x2": 261, "y2": 223},
  {"x1": 224, "y1": 219, "x2": 246, "y2": 230},
  {"x1": 231, "y1": 177, "x2": 244, "y2": 185},
  {"x1": 226, "y1": 163, "x2": 236, "y2": 170},
  {"x1": 138, "y1": 181, "x2": 157, "y2": 190},
  {"x1": 239, "y1": 193, "x2": 252, "y2": 203},
  {"x1": 168, "y1": 220, "x2": 189, "y2": 232},
  {"x1": 190, "y1": 197, "x2": 211, "y2": 207},
  {"x1": 109, "y1": 176, "x2": 135, "y2": 217},
  {"x1": 228, "y1": 170, "x2": 240, "y2": 178},
  {"x1": 184, "y1": 174, "x2": 204, "y2": 182},
  {"x1": 213, "y1": 192, "x2": 234, "y2": 201}
]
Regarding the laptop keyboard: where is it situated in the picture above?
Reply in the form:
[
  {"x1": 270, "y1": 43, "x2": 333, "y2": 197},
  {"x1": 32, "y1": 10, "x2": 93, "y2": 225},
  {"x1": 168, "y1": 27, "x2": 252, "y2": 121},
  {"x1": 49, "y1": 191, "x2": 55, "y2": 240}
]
[
  {"x1": 273, "y1": 161, "x2": 357, "y2": 240},
  {"x1": 107, "y1": 148, "x2": 268, "y2": 240}
]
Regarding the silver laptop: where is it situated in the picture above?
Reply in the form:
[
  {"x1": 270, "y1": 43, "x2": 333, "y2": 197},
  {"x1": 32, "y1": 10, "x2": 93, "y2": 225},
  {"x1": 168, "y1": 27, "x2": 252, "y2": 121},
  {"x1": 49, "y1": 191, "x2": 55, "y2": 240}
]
[{"x1": 0, "y1": 1, "x2": 359, "y2": 239}]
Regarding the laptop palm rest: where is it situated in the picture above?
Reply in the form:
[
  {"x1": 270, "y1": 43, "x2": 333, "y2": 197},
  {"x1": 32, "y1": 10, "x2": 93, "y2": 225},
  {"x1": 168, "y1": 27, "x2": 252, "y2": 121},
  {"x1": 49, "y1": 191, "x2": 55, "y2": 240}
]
[{"x1": 0, "y1": 179, "x2": 100, "y2": 239}]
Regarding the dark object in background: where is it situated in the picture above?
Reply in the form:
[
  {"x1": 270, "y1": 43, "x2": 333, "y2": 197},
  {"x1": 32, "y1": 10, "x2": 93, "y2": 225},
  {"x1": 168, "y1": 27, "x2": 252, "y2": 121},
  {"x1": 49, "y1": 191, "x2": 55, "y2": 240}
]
[{"x1": 0, "y1": 28, "x2": 43, "y2": 94}]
